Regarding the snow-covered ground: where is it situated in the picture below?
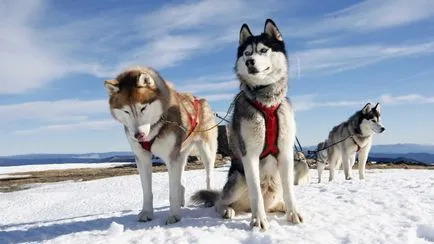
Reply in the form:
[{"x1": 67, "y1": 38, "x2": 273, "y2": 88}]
[
  {"x1": 0, "y1": 165, "x2": 433, "y2": 244},
  {"x1": 0, "y1": 162, "x2": 131, "y2": 175}
]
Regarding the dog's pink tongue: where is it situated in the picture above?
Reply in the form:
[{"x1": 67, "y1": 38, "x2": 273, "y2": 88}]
[
  {"x1": 135, "y1": 133, "x2": 146, "y2": 142},
  {"x1": 135, "y1": 124, "x2": 151, "y2": 142}
]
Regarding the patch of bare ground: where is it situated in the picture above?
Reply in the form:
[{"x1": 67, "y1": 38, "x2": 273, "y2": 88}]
[
  {"x1": 1, "y1": 156, "x2": 432, "y2": 192},
  {"x1": 0, "y1": 155, "x2": 230, "y2": 193}
]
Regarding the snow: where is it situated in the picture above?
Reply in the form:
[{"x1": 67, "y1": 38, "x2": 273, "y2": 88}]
[
  {"x1": 0, "y1": 162, "x2": 131, "y2": 175},
  {"x1": 0, "y1": 165, "x2": 433, "y2": 244},
  {"x1": 0, "y1": 174, "x2": 31, "y2": 180}
]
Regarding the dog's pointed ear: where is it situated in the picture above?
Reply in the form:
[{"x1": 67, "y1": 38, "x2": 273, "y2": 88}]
[
  {"x1": 239, "y1": 23, "x2": 253, "y2": 45},
  {"x1": 137, "y1": 72, "x2": 155, "y2": 87},
  {"x1": 264, "y1": 18, "x2": 283, "y2": 41},
  {"x1": 104, "y1": 79, "x2": 119, "y2": 95},
  {"x1": 373, "y1": 102, "x2": 381, "y2": 114},
  {"x1": 362, "y1": 103, "x2": 372, "y2": 114}
]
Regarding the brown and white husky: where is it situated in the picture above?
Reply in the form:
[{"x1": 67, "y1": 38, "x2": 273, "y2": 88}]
[{"x1": 104, "y1": 66, "x2": 218, "y2": 224}]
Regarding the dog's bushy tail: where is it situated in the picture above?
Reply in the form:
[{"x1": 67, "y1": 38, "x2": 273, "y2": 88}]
[{"x1": 190, "y1": 190, "x2": 220, "y2": 207}]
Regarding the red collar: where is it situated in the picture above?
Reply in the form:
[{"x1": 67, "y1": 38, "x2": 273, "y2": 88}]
[
  {"x1": 138, "y1": 97, "x2": 200, "y2": 152},
  {"x1": 251, "y1": 100, "x2": 281, "y2": 159}
]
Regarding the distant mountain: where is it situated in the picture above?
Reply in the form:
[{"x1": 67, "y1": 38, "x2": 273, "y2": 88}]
[
  {"x1": 368, "y1": 153, "x2": 434, "y2": 165},
  {"x1": 302, "y1": 143, "x2": 434, "y2": 165},
  {"x1": 369, "y1": 144, "x2": 434, "y2": 154},
  {"x1": 0, "y1": 152, "x2": 169, "y2": 167},
  {"x1": 0, "y1": 152, "x2": 132, "y2": 160},
  {"x1": 1, "y1": 143, "x2": 434, "y2": 167}
]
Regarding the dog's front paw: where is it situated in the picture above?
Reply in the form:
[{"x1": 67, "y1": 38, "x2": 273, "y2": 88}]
[
  {"x1": 345, "y1": 176, "x2": 352, "y2": 180},
  {"x1": 165, "y1": 215, "x2": 181, "y2": 225},
  {"x1": 286, "y1": 210, "x2": 303, "y2": 224},
  {"x1": 138, "y1": 210, "x2": 153, "y2": 222},
  {"x1": 250, "y1": 215, "x2": 269, "y2": 231}
]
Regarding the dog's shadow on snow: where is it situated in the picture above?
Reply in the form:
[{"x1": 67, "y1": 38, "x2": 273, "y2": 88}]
[{"x1": 0, "y1": 205, "x2": 252, "y2": 243}]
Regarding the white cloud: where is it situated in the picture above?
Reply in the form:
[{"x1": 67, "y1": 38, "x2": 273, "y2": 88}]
[
  {"x1": 0, "y1": 0, "x2": 76, "y2": 94},
  {"x1": 380, "y1": 94, "x2": 434, "y2": 104},
  {"x1": 291, "y1": 41, "x2": 434, "y2": 75},
  {"x1": 0, "y1": 99, "x2": 108, "y2": 121},
  {"x1": 290, "y1": 0, "x2": 434, "y2": 38},
  {"x1": 14, "y1": 119, "x2": 118, "y2": 134},
  {"x1": 0, "y1": 0, "x2": 281, "y2": 94},
  {"x1": 2, "y1": 0, "x2": 433, "y2": 95},
  {"x1": 292, "y1": 94, "x2": 363, "y2": 112},
  {"x1": 293, "y1": 93, "x2": 434, "y2": 112},
  {"x1": 177, "y1": 74, "x2": 238, "y2": 93},
  {"x1": 203, "y1": 93, "x2": 236, "y2": 102}
]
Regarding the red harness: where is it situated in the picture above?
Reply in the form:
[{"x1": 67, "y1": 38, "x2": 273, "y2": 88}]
[
  {"x1": 138, "y1": 97, "x2": 200, "y2": 152},
  {"x1": 251, "y1": 100, "x2": 281, "y2": 159},
  {"x1": 351, "y1": 137, "x2": 362, "y2": 152}
]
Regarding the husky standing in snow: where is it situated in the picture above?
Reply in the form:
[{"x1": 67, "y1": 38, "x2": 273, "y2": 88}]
[
  {"x1": 192, "y1": 19, "x2": 303, "y2": 231},
  {"x1": 294, "y1": 151, "x2": 310, "y2": 185},
  {"x1": 104, "y1": 66, "x2": 218, "y2": 224},
  {"x1": 317, "y1": 103, "x2": 386, "y2": 183},
  {"x1": 315, "y1": 140, "x2": 329, "y2": 183}
]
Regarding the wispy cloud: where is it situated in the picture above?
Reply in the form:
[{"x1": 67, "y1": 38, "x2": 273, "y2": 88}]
[
  {"x1": 293, "y1": 93, "x2": 434, "y2": 112},
  {"x1": 380, "y1": 94, "x2": 434, "y2": 104},
  {"x1": 0, "y1": 0, "x2": 77, "y2": 94},
  {"x1": 291, "y1": 41, "x2": 434, "y2": 75},
  {"x1": 290, "y1": 0, "x2": 434, "y2": 38},
  {"x1": 177, "y1": 74, "x2": 238, "y2": 93},
  {"x1": 15, "y1": 120, "x2": 117, "y2": 134},
  {"x1": 203, "y1": 93, "x2": 237, "y2": 102},
  {"x1": 0, "y1": 0, "x2": 281, "y2": 94},
  {"x1": 0, "y1": 99, "x2": 108, "y2": 121},
  {"x1": 292, "y1": 94, "x2": 363, "y2": 112}
]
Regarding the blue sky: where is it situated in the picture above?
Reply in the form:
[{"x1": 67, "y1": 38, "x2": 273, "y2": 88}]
[{"x1": 1, "y1": 0, "x2": 434, "y2": 156}]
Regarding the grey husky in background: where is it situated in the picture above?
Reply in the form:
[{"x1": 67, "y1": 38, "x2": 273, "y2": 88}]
[
  {"x1": 317, "y1": 103, "x2": 385, "y2": 183},
  {"x1": 294, "y1": 151, "x2": 310, "y2": 185},
  {"x1": 192, "y1": 19, "x2": 303, "y2": 231},
  {"x1": 315, "y1": 140, "x2": 329, "y2": 183}
]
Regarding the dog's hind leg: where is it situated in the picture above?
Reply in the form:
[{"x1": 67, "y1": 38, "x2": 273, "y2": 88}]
[
  {"x1": 196, "y1": 139, "x2": 216, "y2": 190},
  {"x1": 217, "y1": 171, "x2": 248, "y2": 219}
]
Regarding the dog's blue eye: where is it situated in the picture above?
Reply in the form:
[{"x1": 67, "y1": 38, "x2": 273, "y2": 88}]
[
  {"x1": 244, "y1": 51, "x2": 252, "y2": 56},
  {"x1": 260, "y1": 48, "x2": 268, "y2": 53}
]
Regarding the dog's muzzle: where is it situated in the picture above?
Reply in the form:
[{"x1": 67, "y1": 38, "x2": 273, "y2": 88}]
[
  {"x1": 134, "y1": 132, "x2": 146, "y2": 142},
  {"x1": 245, "y1": 59, "x2": 259, "y2": 74}
]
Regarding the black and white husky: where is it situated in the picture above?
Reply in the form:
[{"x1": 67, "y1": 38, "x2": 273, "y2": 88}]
[
  {"x1": 317, "y1": 103, "x2": 386, "y2": 183},
  {"x1": 192, "y1": 19, "x2": 303, "y2": 231}
]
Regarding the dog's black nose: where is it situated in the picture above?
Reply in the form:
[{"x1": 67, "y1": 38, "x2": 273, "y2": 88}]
[
  {"x1": 245, "y1": 59, "x2": 255, "y2": 67},
  {"x1": 381, "y1": 127, "x2": 385, "y2": 132}
]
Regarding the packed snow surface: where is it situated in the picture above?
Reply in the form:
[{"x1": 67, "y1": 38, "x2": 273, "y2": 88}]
[{"x1": 0, "y1": 165, "x2": 433, "y2": 244}]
